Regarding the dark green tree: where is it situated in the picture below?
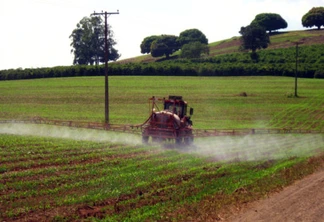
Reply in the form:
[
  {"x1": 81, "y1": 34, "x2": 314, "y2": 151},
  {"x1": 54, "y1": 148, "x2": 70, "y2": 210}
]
[
  {"x1": 180, "y1": 41, "x2": 209, "y2": 59},
  {"x1": 70, "y1": 16, "x2": 120, "y2": 65},
  {"x1": 239, "y1": 24, "x2": 270, "y2": 53},
  {"x1": 140, "y1": 35, "x2": 159, "y2": 54},
  {"x1": 302, "y1": 7, "x2": 324, "y2": 30},
  {"x1": 177, "y1": 28, "x2": 208, "y2": 47},
  {"x1": 150, "y1": 35, "x2": 180, "y2": 58},
  {"x1": 251, "y1": 13, "x2": 288, "y2": 33}
]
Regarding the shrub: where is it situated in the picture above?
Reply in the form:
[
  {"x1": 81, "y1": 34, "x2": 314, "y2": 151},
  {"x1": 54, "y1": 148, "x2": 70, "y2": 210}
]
[{"x1": 314, "y1": 68, "x2": 324, "y2": 78}]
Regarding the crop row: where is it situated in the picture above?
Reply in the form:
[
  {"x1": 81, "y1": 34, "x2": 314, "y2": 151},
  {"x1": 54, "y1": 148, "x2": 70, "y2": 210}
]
[
  {"x1": 269, "y1": 90, "x2": 324, "y2": 130},
  {"x1": 1, "y1": 132, "x2": 323, "y2": 220}
]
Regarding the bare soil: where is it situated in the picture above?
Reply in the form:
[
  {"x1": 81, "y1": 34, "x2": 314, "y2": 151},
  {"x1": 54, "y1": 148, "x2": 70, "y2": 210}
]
[{"x1": 227, "y1": 165, "x2": 324, "y2": 222}]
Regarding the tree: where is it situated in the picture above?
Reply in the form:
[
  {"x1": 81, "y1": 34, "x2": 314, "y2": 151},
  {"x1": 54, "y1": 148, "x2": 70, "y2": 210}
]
[
  {"x1": 251, "y1": 13, "x2": 288, "y2": 33},
  {"x1": 70, "y1": 16, "x2": 120, "y2": 65},
  {"x1": 150, "y1": 35, "x2": 180, "y2": 58},
  {"x1": 302, "y1": 7, "x2": 324, "y2": 30},
  {"x1": 239, "y1": 24, "x2": 270, "y2": 54},
  {"x1": 180, "y1": 41, "x2": 209, "y2": 59},
  {"x1": 140, "y1": 35, "x2": 159, "y2": 54},
  {"x1": 177, "y1": 28, "x2": 208, "y2": 47}
]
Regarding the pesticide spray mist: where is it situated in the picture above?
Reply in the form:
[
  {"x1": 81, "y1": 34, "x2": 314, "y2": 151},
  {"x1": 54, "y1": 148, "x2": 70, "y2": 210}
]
[
  {"x1": 0, "y1": 123, "x2": 323, "y2": 162},
  {"x1": 0, "y1": 123, "x2": 142, "y2": 145},
  {"x1": 190, "y1": 133, "x2": 324, "y2": 162}
]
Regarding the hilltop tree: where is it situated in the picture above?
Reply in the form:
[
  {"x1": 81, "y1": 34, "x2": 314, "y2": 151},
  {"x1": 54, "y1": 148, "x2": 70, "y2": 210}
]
[
  {"x1": 177, "y1": 29, "x2": 208, "y2": 46},
  {"x1": 239, "y1": 24, "x2": 270, "y2": 60},
  {"x1": 150, "y1": 35, "x2": 180, "y2": 58},
  {"x1": 70, "y1": 16, "x2": 120, "y2": 65},
  {"x1": 180, "y1": 41, "x2": 209, "y2": 59},
  {"x1": 140, "y1": 35, "x2": 159, "y2": 54},
  {"x1": 251, "y1": 13, "x2": 288, "y2": 33},
  {"x1": 302, "y1": 7, "x2": 324, "y2": 30}
]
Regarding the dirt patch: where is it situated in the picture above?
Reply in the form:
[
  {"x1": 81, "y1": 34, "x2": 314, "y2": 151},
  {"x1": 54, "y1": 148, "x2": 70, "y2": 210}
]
[{"x1": 227, "y1": 165, "x2": 324, "y2": 221}]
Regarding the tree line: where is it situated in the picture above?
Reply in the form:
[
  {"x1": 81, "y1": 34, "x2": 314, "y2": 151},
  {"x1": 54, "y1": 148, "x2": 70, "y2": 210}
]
[{"x1": 1, "y1": 44, "x2": 323, "y2": 80}]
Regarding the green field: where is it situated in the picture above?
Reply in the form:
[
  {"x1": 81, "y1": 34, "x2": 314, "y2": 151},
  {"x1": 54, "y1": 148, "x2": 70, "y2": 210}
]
[
  {"x1": 0, "y1": 130, "x2": 323, "y2": 221},
  {"x1": 1, "y1": 76, "x2": 323, "y2": 130},
  {"x1": 1, "y1": 76, "x2": 324, "y2": 221}
]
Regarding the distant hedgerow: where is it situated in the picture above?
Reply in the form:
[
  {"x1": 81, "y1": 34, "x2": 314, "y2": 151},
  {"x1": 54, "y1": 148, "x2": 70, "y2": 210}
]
[
  {"x1": 1, "y1": 45, "x2": 324, "y2": 80},
  {"x1": 314, "y1": 68, "x2": 324, "y2": 78}
]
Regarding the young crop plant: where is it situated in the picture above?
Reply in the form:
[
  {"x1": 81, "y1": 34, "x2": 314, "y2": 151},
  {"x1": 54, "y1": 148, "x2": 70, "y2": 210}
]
[{"x1": 1, "y1": 132, "x2": 324, "y2": 221}]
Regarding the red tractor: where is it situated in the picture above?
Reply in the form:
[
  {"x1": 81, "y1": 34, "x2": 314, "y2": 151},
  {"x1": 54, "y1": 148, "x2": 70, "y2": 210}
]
[{"x1": 142, "y1": 96, "x2": 194, "y2": 145}]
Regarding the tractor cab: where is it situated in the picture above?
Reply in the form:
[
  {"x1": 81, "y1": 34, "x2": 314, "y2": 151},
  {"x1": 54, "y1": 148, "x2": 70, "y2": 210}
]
[{"x1": 163, "y1": 95, "x2": 193, "y2": 118}]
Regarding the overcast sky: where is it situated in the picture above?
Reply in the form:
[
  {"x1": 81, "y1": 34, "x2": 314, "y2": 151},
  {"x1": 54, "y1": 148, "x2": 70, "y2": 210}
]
[{"x1": 0, "y1": 0, "x2": 323, "y2": 70}]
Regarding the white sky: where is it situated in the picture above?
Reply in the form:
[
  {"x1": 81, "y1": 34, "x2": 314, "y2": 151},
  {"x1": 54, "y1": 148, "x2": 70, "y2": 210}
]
[{"x1": 0, "y1": 0, "x2": 323, "y2": 70}]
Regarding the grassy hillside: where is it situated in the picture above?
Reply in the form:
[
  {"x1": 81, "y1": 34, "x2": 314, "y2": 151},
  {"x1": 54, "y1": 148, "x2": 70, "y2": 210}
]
[{"x1": 118, "y1": 29, "x2": 324, "y2": 63}]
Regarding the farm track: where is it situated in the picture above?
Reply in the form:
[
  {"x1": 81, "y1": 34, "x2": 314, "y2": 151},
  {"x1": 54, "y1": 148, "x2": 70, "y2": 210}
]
[{"x1": 229, "y1": 163, "x2": 324, "y2": 222}]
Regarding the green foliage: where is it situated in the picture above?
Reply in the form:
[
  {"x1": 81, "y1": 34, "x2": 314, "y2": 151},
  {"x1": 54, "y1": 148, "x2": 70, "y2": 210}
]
[
  {"x1": 180, "y1": 41, "x2": 209, "y2": 59},
  {"x1": 302, "y1": 7, "x2": 324, "y2": 30},
  {"x1": 0, "y1": 65, "x2": 103, "y2": 80},
  {"x1": 1, "y1": 44, "x2": 324, "y2": 80},
  {"x1": 314, "y1": 67, "x2": 324, "y2": 78},
  {"x1": 69, "y1": 16, "x2": 120, "y2": 65},
  {"x1": 141, "y1": 28, "x2": 207, "y2": 58},
  {"x1": 177, "y1": 28, "x2": 208, "y2": 46},
  {"x1": 251, "y1": 13, "x2": 288, "y2": 33},
  {"x1": 150, "y1": 35, "x2": 180, "y2": 58},
  {"x1": 239, "y1": 24, "x2": 270, "y2": 53},
  {"x1": 140, "y1": 35, "x2": 160, "y2": 54}
]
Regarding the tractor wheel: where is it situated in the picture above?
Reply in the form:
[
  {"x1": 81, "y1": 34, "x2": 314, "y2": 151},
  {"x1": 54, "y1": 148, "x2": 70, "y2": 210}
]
[
  {"x1": 152, "y1": 137, "x2": 163, "y2": 143},
  {"x1": 184, "y1": 136, "x2": 194, "y2": 145},
  {"x1": 176, "y1": 137, "x2": 182, "y2": 145},
  {"x1": 142, "y1": 136, "x2": 149, "y2": 144}
]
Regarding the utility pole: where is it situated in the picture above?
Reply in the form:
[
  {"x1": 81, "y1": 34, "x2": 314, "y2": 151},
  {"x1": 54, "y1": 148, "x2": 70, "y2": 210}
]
[
  {"x1": 91, "y1": 10, "x2": 119, "y2": 127},
  {"x1": 293, "y1": 41, "x2": 303, "y2": 97}
]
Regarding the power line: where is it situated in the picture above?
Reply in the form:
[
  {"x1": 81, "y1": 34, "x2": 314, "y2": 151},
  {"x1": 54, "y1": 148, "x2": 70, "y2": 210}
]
[{"x1": 91, "y1": 10, "x2": 119, "y2": 126}]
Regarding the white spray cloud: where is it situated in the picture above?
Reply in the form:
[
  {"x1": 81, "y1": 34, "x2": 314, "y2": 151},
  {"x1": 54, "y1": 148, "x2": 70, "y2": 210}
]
[
  {"x1": 1, "y1": 123, "x2": 323, "y2": 162},
  {"x1": 190, "y1": 134, "x2": 324, "y2": 162},
  {"x1": 0, "y1": 123, "x2": 142, "y2": 145}
]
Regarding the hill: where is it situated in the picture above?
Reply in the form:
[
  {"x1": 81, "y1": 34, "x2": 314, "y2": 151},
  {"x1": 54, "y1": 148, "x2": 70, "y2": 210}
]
[{"x1": 118, "y1": 29, "x2": 324, "y2": 63}]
